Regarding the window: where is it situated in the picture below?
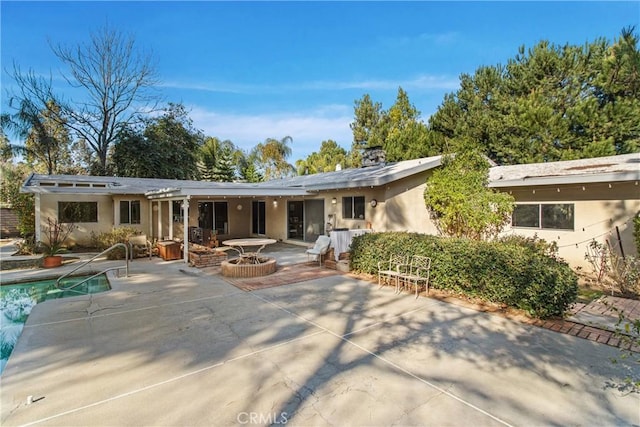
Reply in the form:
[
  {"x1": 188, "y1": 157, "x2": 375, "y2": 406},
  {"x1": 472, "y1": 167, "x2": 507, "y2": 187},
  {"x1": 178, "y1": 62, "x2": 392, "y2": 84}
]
[
  {"x1": 119, "y1": 200, "x2": 141, "y2": 225},
  {"x1": 343, "y1": 196, "x2": 365, "y2": 219},
  {"x1": 512, "y1": 204, "x2": 574, "y2": 230},
  {"x1": 172, "y1": 201, "x2": 184, "y2": 223},
  {"x1": 198, "y1": 201, "x2": 229, "y2": 235},
  {"x1": 214, "y1": 202, "x2": 228, "y2": 235},
  {"x1": 59, "y1": 202, "x2": 98, "y2": 223}
]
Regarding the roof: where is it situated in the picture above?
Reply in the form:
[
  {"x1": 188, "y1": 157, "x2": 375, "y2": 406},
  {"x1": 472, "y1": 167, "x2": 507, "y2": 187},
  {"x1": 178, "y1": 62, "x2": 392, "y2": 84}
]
[
  {"x1": 20, "y1": 155, "x2": 444, "y2": 198},
  {"x1": 488, "y1": 153, "x2": 640, "y2": 187},
  {"x1": 261, "y1": 155, "x2": 443, "y2": 190},
  {"x1": 20, "y1": 152, "x2": 638, "y2": 197}
]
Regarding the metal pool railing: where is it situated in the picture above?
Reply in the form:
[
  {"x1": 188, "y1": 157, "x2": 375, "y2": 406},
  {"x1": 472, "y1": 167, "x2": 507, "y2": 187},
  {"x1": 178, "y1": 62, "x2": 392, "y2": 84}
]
[{"x1": 56, "y1": 243, "x2": 129, "y2": 291}]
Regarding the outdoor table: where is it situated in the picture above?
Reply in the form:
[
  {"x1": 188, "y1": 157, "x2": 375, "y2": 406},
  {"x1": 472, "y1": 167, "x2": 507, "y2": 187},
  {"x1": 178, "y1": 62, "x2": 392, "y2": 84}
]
[
  {"x1": 329, "y1": 229, "x2": 372, "y2": 261},
  {"x1": 222, "y1": 238, "x2": 277, "y2": 264}
]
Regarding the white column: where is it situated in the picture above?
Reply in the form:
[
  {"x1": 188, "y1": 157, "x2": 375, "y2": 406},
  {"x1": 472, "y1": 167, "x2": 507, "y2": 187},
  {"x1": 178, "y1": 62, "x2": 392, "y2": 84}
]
[
  {"x1": 157, "y1": 201, "x2": 163, "y2": 240},
  {"x1": 148, "y1": 201, "x2": 154, "y2": 239},
  {"x1": 183, "y1": 197, "x2": 189, "y2": 263},
  {"x1": 35, "y1": 193, "x2": 41, "y2": 242},
  {"x1": 168, "y1": 200, "x2": 174, "y2": 240}
]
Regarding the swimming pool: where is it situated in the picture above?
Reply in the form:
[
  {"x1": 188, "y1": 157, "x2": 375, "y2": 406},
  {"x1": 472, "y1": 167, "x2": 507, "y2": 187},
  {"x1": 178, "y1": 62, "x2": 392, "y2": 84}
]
[{"x1": 0, "y1": 274, "x2": 111, "y2": 375}]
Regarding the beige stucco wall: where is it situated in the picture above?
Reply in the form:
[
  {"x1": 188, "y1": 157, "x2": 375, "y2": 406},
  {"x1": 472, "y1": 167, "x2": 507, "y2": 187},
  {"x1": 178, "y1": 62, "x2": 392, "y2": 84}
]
[
  {"x1": 498, "y1": 181, "x2": 639, "y2": 269},
  {"x1": 39, "y1": 193, "x2": 115, "y2": 246},
  {"x1": 383, "y1": 172, "x2": 439, "y2": 234}
]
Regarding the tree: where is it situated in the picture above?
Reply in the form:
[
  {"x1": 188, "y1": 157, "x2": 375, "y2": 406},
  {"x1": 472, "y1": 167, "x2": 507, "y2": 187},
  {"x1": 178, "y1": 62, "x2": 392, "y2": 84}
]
[
  {"x1": 384, "y1": 88, "x2": 431, "y2": 161},
  {"x1": 112, "y1": 103, "x2": 202, "y2": 179},
  {"x1": 10, "y1": 25, "x2": 160, "y2": 174},
  {"x1": 296, "y1": 139, "x2": 350, "y2": 175},
  {"x1": 3, "y1": 99, "x2": 74, "y2": 174},
  {"x1": 0, "y1": 163, "x2": 35, "y2": 238},
  {"x1": 252, "y1": 136, "x2": 295, "y2": 180},
  {"x1": 424, "y1": 149, "x2": 514, "y2": 240},
  {"x1": 211, "y1": 142, "x2": 236, "y2": 182},
  {"x1": 349, "y1": 94, "x2": 386, "y2": 166},
  {"x1": 428, "y1": 27, "x2": 640, "y2": 164}
]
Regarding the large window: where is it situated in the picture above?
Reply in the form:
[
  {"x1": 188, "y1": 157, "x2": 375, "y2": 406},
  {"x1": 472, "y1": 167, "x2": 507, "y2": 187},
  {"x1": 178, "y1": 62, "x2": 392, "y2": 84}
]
[
  {"x1": 343, "y1": 196, "x2": 365, "y2": 219},
  {"x1": 198, "y1": 201, "x2": 229, "y2": 235},
  {"x1": 214, "y1": 202, "x2": 228, "y2": 235},
  {"x1": 512, "y1": 204, "x2": 574, "y2": 230},
  {"x1": 119, "y1": 200, "x2": 141, "y2": 225},
  {"x1": 59, "y1": 202, "x2": 98, "y2": 223}
]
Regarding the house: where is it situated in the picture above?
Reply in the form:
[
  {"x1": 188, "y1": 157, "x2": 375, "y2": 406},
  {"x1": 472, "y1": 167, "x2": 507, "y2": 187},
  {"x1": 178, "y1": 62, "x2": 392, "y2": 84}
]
[{"x1": 21, "y1": 152, "x2": 639, "y2": 268}]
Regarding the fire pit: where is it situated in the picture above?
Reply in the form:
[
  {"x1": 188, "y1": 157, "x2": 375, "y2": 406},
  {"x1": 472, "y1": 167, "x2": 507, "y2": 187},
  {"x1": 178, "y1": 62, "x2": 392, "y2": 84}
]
[
  {"x1": 220, "y1": 238, "x2": 278, "y2": 278},
  {"x1": 221, "y1": 256, "x2": 277, "y2": 278}
]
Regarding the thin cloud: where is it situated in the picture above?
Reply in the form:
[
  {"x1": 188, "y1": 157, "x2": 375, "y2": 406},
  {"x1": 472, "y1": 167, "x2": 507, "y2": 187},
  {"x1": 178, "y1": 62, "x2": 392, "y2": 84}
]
[
  {"x1": 162, "y1": 74, "x2": 459, "y2": 95},
  {"x1": 188, "y1": 105, "x2": 354, "y2": 160}
]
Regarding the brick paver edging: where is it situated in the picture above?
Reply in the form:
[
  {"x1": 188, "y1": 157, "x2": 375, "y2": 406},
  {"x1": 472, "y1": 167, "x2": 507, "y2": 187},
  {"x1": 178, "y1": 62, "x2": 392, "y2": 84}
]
[{"x1": 530, "y1": 318, "x2": 639, "y2": 352}]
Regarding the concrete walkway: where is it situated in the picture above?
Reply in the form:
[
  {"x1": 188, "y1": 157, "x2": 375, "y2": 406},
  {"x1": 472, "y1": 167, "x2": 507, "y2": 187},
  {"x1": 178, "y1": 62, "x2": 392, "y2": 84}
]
[{"x1": 1, "y1": 257, "x2": 638, "y2": 426}]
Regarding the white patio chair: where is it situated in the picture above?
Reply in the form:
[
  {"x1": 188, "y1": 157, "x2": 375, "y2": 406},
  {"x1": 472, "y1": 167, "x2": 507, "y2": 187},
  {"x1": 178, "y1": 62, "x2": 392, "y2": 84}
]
[
  {"x1": 398, "y1": 255, "x2": 431, "y2": 299},
  {"x1": 306, "y1": 235, "x2": 331, "y2": 266},
  {"x1": 377, "y1": 254, "x2": 407, "y2": 292}
]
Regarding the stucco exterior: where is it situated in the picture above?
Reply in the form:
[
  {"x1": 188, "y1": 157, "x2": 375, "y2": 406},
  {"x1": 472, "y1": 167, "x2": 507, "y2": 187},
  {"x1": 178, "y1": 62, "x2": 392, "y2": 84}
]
[
  {"x1": 21, "y1": 153, "x2": 639, "y2": 269},
  {"x1": 497, "y1": 181, "x2": 639, "y2": 268}
]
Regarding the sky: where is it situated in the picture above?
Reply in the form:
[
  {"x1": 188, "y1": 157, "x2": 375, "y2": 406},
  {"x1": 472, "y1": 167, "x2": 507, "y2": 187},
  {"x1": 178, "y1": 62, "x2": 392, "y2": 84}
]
[{"x1": 1, "y1": 1, "x2": 638, "y2": 163}]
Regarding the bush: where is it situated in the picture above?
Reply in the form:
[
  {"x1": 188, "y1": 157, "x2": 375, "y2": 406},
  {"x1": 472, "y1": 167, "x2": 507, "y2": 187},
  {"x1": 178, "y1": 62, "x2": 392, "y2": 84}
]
[
  {"x1": 90, "y1": 227, "x2": 141, "y2": 259},
  {"x1": 634, "y1": 212, "x2": 640, "y2": 255},
  {"x1": 350, "y1": 232, "x2": 578, "y2": 318}
]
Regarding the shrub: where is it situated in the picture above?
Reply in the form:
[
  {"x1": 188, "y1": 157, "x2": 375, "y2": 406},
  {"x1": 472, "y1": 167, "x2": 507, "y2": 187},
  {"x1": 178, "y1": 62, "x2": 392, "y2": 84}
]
[
  {"x1": 634, "y1": 212, "x2": 640, "y2": 255},
  {"x1": 350, "y1": 232, "x2": 578, "y2": 318},
  {"x1": 90, "y1": 227, "x2": 141, "y2": 259}
]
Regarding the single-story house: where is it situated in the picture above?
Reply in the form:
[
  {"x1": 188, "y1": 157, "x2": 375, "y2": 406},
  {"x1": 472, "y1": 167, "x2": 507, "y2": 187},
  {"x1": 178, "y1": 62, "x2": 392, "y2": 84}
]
[{"x1": 21, "y1": 152, "x2": 639, "y2": 269}]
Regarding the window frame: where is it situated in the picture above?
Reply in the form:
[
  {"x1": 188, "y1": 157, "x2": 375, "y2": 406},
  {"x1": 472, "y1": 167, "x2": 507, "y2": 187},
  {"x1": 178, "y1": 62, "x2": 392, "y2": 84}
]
[
  {"x1": 58, "y1": 201, "x2": 98, "y2": 223},
  {"x1": 342, "y1": 196, "x2": 365, "y2": 220},
  {"x1": 512, "y1": 203, "x2": 575, "y2": 231},
  {"x1": 119, "y1": 200, "x2": 141, "y2": 225}
]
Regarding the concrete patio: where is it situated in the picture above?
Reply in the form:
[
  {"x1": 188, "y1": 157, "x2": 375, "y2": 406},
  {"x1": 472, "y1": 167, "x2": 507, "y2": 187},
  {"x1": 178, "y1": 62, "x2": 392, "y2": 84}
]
[{"x1": 1, "y1": 252, "x2": 639, "y2": 426}]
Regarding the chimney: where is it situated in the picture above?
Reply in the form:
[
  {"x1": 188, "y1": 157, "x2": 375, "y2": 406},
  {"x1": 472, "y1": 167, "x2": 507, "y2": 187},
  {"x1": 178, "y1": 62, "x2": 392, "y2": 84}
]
[{"x1": 361, "y1": 146, "x2": 386, "y2": 167}]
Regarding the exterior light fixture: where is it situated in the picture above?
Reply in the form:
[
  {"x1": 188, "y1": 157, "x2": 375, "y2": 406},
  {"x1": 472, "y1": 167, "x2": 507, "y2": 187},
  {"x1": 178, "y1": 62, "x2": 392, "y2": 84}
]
[
  {"x1": 370, "y1": 199, "x2": 378, "y2": 207},
  {"x1": 331, "y1": 198, "x2": 337, "y2": 204}
]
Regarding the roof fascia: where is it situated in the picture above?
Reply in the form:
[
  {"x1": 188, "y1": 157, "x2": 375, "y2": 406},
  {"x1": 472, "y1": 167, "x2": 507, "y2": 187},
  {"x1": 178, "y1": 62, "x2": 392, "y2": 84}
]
[{"x1": 488, "y1": 171, "x2": 640, "y2": 188}]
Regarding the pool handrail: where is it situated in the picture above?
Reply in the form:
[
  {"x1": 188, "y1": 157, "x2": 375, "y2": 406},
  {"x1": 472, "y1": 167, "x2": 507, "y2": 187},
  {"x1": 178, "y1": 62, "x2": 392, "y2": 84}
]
[{"x1": 56, "y1": 243, "x2": 129, "y2": 289}]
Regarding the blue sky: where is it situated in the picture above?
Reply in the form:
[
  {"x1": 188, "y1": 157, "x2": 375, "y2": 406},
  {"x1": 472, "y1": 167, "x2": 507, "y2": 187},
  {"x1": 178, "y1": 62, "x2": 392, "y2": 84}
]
[{"x1": 1, "y1": 1, "x2": 638, "y2": 163}]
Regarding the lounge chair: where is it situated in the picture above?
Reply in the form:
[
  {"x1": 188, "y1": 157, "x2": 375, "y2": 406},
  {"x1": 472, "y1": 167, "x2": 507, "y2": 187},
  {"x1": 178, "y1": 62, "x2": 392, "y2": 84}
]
[{"x1": 306, "y1": 235, "x2": 331, "y2": 266}]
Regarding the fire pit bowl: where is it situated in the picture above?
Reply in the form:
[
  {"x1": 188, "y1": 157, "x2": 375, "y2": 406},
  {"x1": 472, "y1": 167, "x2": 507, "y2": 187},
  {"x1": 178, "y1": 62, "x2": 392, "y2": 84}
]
[{"x1": 221, "y1": 256, "x2": 277, "y2": 278}]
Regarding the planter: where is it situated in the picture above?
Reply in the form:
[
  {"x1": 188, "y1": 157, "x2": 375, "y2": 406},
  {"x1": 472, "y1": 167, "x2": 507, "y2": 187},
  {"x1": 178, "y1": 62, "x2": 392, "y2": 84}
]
[
  {"x1": 42, "y1": 255, "x2": 63, "y2": 268},
  {"x1": 221, "y1": 257, "x2": 277, "y2": 278}
]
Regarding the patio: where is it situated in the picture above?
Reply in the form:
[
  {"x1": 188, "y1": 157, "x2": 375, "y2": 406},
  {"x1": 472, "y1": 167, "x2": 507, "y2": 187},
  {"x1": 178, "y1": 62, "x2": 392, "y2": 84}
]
[{"x1": 1, "y1": 250, "x2": 638, "y2": 426}]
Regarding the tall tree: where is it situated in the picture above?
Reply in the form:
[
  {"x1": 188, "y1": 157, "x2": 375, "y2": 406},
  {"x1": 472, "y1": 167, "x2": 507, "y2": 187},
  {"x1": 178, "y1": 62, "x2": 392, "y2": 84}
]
[
  {"x1": 428, "y1": 27, "x2": 640, "y2": 165},
  {"x1": 10, "y1": 25, "x2": 160, "y2": 174},
  {"x1": 211, "y1": 143, "x2": 236, "y2": 182},
  {"x1": 112, "y1": 103, "x2": 202, "y2": 179},
  {"x1": 2, "y1": 99, "x2": 74, "y2": 174},
  {"x1": 252, "y1": 136, "x2": 295, "y2": 180},
  {"x1": 296, "y1": 139, "x2": 350, "y2": 175},
  {"x1": 384, "y1": 87, "x2": 431, "y2": 161},
  {"x1": 349, "y1": 94, "x2": 386, "y2": 166}
]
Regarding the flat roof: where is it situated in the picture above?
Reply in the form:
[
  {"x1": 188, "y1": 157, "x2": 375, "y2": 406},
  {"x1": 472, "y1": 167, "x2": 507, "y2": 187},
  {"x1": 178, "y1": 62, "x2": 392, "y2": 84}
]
[{"x1": 488, "y1": 153, "x2": 640, "y2": 187}]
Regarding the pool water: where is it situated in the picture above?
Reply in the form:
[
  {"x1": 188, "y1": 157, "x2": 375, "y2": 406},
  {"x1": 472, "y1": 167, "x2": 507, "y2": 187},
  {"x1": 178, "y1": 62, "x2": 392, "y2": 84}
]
[{"x1": 0, "y1": 275, "x2": 110, "y2": 374}]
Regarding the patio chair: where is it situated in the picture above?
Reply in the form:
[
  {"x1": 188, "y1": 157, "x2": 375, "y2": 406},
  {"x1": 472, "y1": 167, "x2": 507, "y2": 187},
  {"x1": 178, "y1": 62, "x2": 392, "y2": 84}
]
[
  {"x1": 306, "y1": 235, "x2": 331, "y2": 266},
  {"x1": 377, "y1": 254, "x2": 407, "y2": 292},
  {"x1": 128, "y1": 235, "x2": 152, "y2": 260},
  {"x1": 398, "y1": 255, "x2": 431, "y2": 299}
]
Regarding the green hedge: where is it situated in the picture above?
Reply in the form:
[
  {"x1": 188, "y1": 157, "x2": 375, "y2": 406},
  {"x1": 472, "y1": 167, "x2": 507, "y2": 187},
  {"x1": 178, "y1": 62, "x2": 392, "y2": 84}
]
[{"x1": 350, "y1": 232, "x2": 577, "y2": 318}]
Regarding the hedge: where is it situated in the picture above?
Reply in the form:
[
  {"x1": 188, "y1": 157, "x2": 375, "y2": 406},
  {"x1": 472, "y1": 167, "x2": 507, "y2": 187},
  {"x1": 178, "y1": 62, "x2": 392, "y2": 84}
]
[{"x1": 350, "y1": 232, "x2": 577, "y2": 318}]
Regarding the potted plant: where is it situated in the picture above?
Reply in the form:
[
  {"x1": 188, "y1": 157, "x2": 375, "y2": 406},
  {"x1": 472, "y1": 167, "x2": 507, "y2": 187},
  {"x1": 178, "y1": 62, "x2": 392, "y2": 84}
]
[{"x1": 40, "y1": 217, "x2": 76, "y2": 268}]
